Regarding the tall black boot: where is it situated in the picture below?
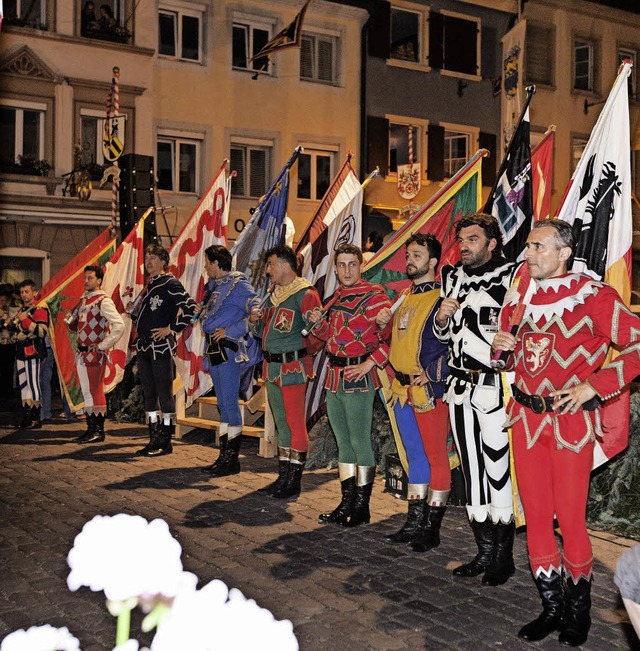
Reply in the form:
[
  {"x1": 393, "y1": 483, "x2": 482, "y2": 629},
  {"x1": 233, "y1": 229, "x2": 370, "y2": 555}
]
[
  {"x1": 201, "y1": 433, "x2": 228, "y2": 473},
  {"x1": 453, "y1": 518, "x2": 494, "y2": 577},
  {"x1": 518, "y1": 569, "x2": 564, "y2": 641},
  {"x1": 558, "y1": 575, "x2": 591, "y2": 647},
  {"x1": 410, "y1": 488, "x2": 449, "y2": 553},
  {"x1": 319, "y1": 463, "x2": 357, "y2": 526},
  {"x1": 75, "y1": 413, "x2": 97, "y2": 443},
  {"x1": 259, "y1": 448, "x2": 290, "y2": 494},
  {"x1": 271, "y1": 450, "x2": 305, "y2": 499},
  {"x1": 346, "y1": 466, "x2": 375, "y2": 527},
  {"x1": 142, "y1": 422, "x2": 173, "y2": 457},
  {"x1": 208, "y1": 434, "x2": 241, "y2": 477},
  {"x1": 385, "y1": 498, "x2": 425, "y2": 543},
  {"x1": 18, "y1": 404, "x2": 33, "y2": 429},
  {"x1": 78, "y1": 413, "x2": 106, "y2": 443},
  {"x1": 136, "y1": 418, "x2": 161, "y2": 456},
  {"x1": 482, "y1": 521, "x2": 516, "y2": 586},
  {"x1": 29, "y1": 405, "x2": 42, "y2": 429}
]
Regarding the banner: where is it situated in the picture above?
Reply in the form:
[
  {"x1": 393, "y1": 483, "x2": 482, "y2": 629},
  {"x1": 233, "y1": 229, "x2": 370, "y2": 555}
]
[
  {"x1": 169, "y1": 162, "x2": 230, "y2": 407},
  {"x1": 500, "y1": 19, "x2": 527, "y2": 157},
  {"x1": 531, "y1": 127, "x2": 555, "y2": 222}
]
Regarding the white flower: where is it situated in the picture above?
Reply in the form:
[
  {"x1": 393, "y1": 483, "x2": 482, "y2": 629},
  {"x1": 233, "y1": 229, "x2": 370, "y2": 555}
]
[
  {"x1": 150, "y1": 580, "x2": 298, "y2": 651},
  {"x1": 1, "y1": 625, "x2": 80, "y2": 651},
  {"x1": 67, "y1": 514, "x2": 184, "y2": 602}
]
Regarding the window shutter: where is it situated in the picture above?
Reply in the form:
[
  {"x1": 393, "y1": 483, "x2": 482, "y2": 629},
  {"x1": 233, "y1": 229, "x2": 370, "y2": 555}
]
[
  {"x1": 444, "y1": 16, "x2": 477, "y2": 76},
  {"x1": 300, "y1": 36, "x2": 313, "y2": 79},
  {"x1": 479, "y1": 131, "x2": 497, "y2": 188},
  {"x1": 368, "y1": 1, "x2": 390, "y2": 60},
  {"x1": 250, "y1": 148, "x2": 268, "y2": 198},
  {"x1": 428, "y1": 11, "x2": 443, "y2": 70},
  {"x1": 427, "y1": 124, "x2": 444, "y2": 182},
  {"x1": 526, "y1": 24, "x2": 554, "y2": 86},
  {"x1": 318, "y1": 38, "x2": 333, "y2": 82},
  {"x1": 367, "y1": 116, "x2": 389, "y2": 177},
  {"x1": 230, "y1": 146, "x2": 245, "y2": 196}
]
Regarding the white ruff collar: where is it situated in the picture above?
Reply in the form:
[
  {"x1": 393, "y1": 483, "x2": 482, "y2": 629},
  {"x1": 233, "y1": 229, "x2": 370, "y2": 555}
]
[{"x1": 525, "y1": 275, "x2": 599, "y2": 322}]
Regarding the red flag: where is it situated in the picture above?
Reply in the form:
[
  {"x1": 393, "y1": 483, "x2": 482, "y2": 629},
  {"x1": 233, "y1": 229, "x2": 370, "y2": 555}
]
[
  {"x1": 169, "y1": 162, "x2": 230, "y2": 407},
  {"x1": 531, "y1": 128, "x2": 555, "y2": 222}
]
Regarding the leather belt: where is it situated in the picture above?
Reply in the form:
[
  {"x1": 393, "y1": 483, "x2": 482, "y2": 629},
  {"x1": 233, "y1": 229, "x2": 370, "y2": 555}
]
[
  {"x1": 449, "y1": 367, "x2": 494, "y2": 385},
  {"x1": 264, "y1": 348, "x2": 307, "y2": 363},
  {"x1": 395, "y1": 371, "x2": 414, "y2": 386},
  {"x1": 328, "y1": 353, "x2": 369, "y2": 367},
  {"x1": 77, "y1": 344, "x2": 89, "y2": 352},
  {"x1": 513, "y1": 386, "x2": 599, "y2": 414}
]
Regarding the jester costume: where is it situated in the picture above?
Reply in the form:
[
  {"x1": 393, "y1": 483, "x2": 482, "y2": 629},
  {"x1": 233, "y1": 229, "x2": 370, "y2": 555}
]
[
  {"x1": 67, "y1": 290, "x2": 124, "y2": 443},
  {"x1": 435, "y1": 257, "x2": 519, "y2": 585},
  {"x1": 251, "y1": 277, "x2": 322, "y2": 499},
  {"x1": 14, "y1": 302, "x2": 49, "y2": 428},
  {"x1": 311, "y1": 280, "x2": 391, "y2": 526},
  {"x1": 134, "y1": 273, "x2": 196, "y2": 456},
  {"x1": 500, "y1": 273, "x2": 640, "y2": 645},
  {"x1": 385, "y1": 281, "x2": 451, "y2": 551},
  {"x1": 200, "y1": 271, "x2": 260, "y2": 477}
]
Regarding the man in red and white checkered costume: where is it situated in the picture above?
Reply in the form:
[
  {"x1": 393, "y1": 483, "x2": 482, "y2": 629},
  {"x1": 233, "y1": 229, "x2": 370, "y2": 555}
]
[{"x1": 66, "y1": 265, "x2": 125, "y2": 443}]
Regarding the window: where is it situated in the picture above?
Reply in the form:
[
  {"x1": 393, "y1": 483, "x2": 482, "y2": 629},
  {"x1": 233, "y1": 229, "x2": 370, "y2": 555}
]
[
  {"x1": 159, "y1": 4, "x2": 203, "y2": 62},
  {"x1": 80, "y1": 0, "x2": 130, "y2": 41},
  {"x1": 0, "y1": 102, "x2": 45, "y2": 166},
  {"x1": 80, "y1": 111, "x2": 106, "y2": 168},
  {"x1": 444, "y1": 130, "x2": 472, "y2": 177},
  {"x1": 526, "y1": 24, "x2": 554, "y2": 86},
  {"x1": 390, "y1": 7, "x2": 420, "y2": 63},
  {"x1": 389, "y1": 121, "x2": 422, "y2": 174},
  {"x1": 156, "y1": 134, "x2": 201, "y2": 193},
  {"x1": 297, "y1": 148, "x2": 336, "y2": 200},
  {"x1": 232, "y1": 16, "x2": 272, "y2": 74},
  {"x1": 300, "y1": 33, "x2": 338, "y2": 85},
  {"x1": 4, "y1": 0, "x2": 45, "y2": 29},
  {"x1": 230, "y1": 139, "x2": 273, "y2": 198},
  {"x1": 430, "y1": 11, "x2": 480, "y2": 78},
  {"x1": 619, "y1": 47, "x2": 637, "y2": 100},
  {"x1": 572, "y1": 135, "x2": 588, "y2": 174},
  {"x1": 574, "y1": 40, "x2": 594, "y2": 91}
]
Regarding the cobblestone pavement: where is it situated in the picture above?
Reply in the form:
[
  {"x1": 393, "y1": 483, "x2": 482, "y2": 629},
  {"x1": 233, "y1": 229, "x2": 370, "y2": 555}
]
[{"x1": 0, "y1": 413, "x2": 638, "y2": 651}]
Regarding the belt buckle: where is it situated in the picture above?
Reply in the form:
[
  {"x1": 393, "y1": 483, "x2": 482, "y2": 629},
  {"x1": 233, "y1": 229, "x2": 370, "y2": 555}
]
[{"x1": 531, "y1": 394, "x2": 545, "y2": 414}]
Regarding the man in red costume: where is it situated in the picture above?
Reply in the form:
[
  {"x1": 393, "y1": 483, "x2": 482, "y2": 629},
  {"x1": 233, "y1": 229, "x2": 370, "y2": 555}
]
[
  {"x1": 493, "y1": 219, "x2": 640, "y2": 647},
  {"x1": 308, "y1": 244, "x2": 392, "y2": 526}
]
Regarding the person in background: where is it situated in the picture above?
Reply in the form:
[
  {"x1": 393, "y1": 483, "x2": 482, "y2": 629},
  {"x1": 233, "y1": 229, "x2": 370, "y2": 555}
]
[
  {"x1": 0, "y1": 290, "x2": 19, "y2": 408},
  {"x1": 362, "y1": 231, "x2": 384, "y2": 262}
]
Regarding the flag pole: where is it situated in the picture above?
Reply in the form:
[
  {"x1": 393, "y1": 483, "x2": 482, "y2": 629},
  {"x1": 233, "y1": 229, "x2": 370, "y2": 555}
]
[
  {"x1": 361, "y1": 167, "x2": 380, "y2": 190},
  {"x1": 485, "y1": 84, "x2": 535, "y2": 213}
]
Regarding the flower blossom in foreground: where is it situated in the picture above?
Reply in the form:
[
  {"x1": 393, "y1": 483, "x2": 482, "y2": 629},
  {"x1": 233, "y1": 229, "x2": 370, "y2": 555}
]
[
  {"x1": 150, "y1": 579, "x2": 298, "y2": 651},
  {"x1": 0, "y1": 625, "x2": 80, "y2": 651},
  {"x1": 67, "y1": 514, "x2": 184, "y2": 602}
]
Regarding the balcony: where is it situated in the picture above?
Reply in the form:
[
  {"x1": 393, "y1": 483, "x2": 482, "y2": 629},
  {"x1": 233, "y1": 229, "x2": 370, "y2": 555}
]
[{"x1": 81, "y1": 26, "x2": 132, "y2": 45}]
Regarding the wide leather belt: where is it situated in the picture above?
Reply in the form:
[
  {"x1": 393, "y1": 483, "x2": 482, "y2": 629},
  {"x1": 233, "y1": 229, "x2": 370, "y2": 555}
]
[
  {"x1": 513, "y1": 386, "x2": 599, "y2": 414},
  {"x1": 264, "y1": 348, "x2": 307, "y2": 363},
  {"x1": 395, "y1": 371, "x2": 415, "y2": 386},
  {"x1": 448, "y1": 367, "x2": 494, "y2": 385},
  {"x1": 328, "y1": 353, "x2": 369, "y2": 367},
  {"x1": 77, "y1": 344, "x2": 89, "y2": 352}
]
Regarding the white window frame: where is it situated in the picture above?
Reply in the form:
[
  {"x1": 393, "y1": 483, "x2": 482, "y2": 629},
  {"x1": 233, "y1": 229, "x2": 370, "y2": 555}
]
[
  {"x1": 0, "y1": 99, "x2": 46, "y2": 162},
  {"x1": 230, "y1": 136, "x2": 274, "y2": 199},
  {"x1": 385, "y1": 114, "x2": 429, "y2": 180},
  {"x1": 574, "y1": 39, "x2": 594, "y2": 92},
  {"x1": 439, "y1": 9, "x2": 481, "y2": 81},
  {"x1": 158, "y1": 1, "x2": 204, "y2": 64},
  {"x1": 232, "y1": 12, "x2": 275, "y2": 76},
  {"x1": 156, "y1": 129, "x2": 203, "y2": 194},
  {"x1": 440, "y1": 121, "x2": 479, "y2": 179},
  {"x1": 0, "y1": 248, "x2": 50, "y2": 287},
  {"x1": 387, "y1": 1, "x2": 429, "y2": 72},
  {"x1": 619, "y1": 46, "x2": 637, "y2": 100},
  {"x1": 296, "y1": 145, "x2": 339, "y2": 201},
  {"x1": 300, "y1": 29, "x2": 340, "y2": 86}
]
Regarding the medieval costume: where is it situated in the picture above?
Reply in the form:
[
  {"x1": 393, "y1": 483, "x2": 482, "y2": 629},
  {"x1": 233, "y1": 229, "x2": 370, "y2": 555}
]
[
  {"x1": 435, "y1": 257, "x2": 519, "y2": 585},
  {"x1": 385, "y1": 281, "x2": 451, "y2": 551},
  {"x1": 251, "y1": 277, "x2": 322, "y2": 499},
  {"x1": 500, "y1": 274, "x2": 640, "y2": 645},
  {"x1": 311, "y1": 280, "x2": 391, "y2": 526},
  {"x1": 67, "y1": 290, "x2": 124, "y2": 443}
]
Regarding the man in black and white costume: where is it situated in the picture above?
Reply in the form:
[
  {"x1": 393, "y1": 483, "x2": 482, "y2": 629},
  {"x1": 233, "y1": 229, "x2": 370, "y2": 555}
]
[
  {"x1": 130, "y1": 244, "x2": 196, "y2": 457},
  {"x1": 435, "y1": 213, "x2": 519, "y2": 586}
]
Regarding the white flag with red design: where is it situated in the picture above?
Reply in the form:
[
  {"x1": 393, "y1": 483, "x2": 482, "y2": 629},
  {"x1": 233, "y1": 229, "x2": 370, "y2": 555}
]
[
  {"x1": 101, "y1": 213, "x2": 146, "y2": 393},
  {"x1": 169, "y1": 162, "x2": 230, "y2": 407}
]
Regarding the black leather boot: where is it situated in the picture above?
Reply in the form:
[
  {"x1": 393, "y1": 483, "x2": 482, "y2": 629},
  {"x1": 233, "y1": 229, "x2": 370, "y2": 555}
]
[
  {"x1": 319, "y1": 464, "x2": 356, "y2": 525},
  {"x1": 346, "y1": 466, "x2": 375, "y2": 527},
  {"x1": 202, "y1": 434, "x2": 228, "y2": 473},
  {"x1": 18, "y1": 405, "x2": 33, "y2": 429},
  {"x1": 29, "y1": 405, "x2": 42, "y2": 429},
  {"x1": 410, "y1": 506, "x2": 447, "y2": 552},
  {"x1": 78, "y1": 413, "x2": 106, "y2": 443},
  {"x1": 258, "y1": 447, "x2": 290, "y2": 494},
  {"x1": 558, "y1": 575, "x2": 591, "y2": 647},
  {"x1": 142, "y1": 422, "x2": 173, "y2": 457},
  {"x1": 518, "y1": 569, "x2": 564, "y2": 641},
  {"x1": 208, "y1": 435, "x2": 241, "y2": 477},
  {"x1": 74, "y1": 413, "x2": 97, "y2": 442},
  {"x1": 385, "y1": 498, "x2": 425, "y2": 543},
  {"x1": 136, "y1": 420, "x2": 160, "y2": 456},
  {"x1": 271, "y1": 450, "x2": 306, "y2": 499},
  {"x1": 453, "y1": 518, "x2": 494, "y2": 577},
  {"x1": 482, "y1": 521, "x2": 516, "y2": 586}
]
